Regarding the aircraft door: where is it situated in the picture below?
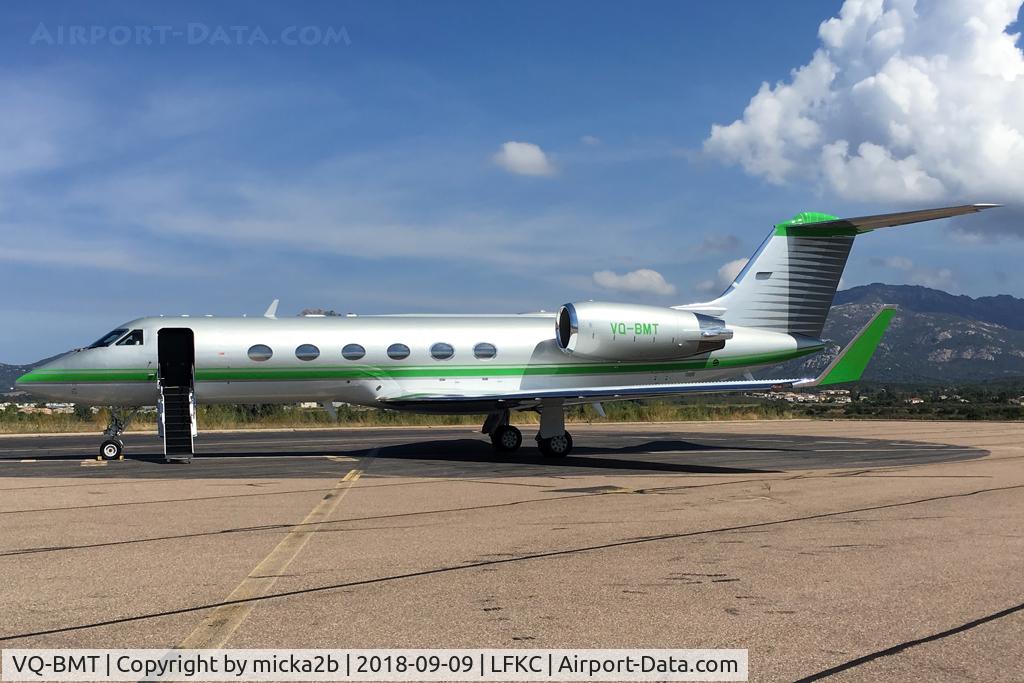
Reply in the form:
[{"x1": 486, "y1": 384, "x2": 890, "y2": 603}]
[
  {"x1": 157, "y1": 328, "x2": 195, "y2": 388},
  {"x1": 157, "y1": 328, "x2": 197, "y2": 462}
]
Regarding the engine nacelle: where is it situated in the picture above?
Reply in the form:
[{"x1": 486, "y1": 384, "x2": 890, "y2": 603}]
[{"x1": 555, "y1": 302, "x2": 733, "y2": 361}]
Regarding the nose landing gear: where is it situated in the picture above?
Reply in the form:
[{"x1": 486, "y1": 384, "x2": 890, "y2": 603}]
[{"x1": 98, "y1": 408, "x2": 138, "y2": 460}]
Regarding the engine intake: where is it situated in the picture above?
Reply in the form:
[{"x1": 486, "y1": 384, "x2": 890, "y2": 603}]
[{"x1": 555, "y1": 302, "x2": 732, "y2": 361}]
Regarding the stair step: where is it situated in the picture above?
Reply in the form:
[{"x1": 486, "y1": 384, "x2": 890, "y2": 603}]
[{"x1": 160, "y1": 384, "x2": 194, "y2": 456}]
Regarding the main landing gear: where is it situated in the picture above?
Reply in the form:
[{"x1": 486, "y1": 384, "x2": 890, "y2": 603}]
[
  {"x1": 537, "y1": 431, "x2": 573, "y2": 458},
  {"x1": 98, "y1": 408, "x2": 138, "y2": 460},
  {"x1": 483, "y1": 404, "x2": 574, "y2": 458},
  {"x1": 490, "y1": 424, "x2": 523, "y2": 452}
]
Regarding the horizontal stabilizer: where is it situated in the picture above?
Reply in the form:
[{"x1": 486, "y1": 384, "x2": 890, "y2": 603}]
[{"x1": 776, "y1": 204, "x2": 998, "y2": 237}]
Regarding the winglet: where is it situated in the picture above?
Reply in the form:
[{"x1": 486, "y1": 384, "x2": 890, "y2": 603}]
[
  {"x1": 797, "y1": 305, "x2": 897, "y2": 387},
  {"x1": 264, "y1": 299, "x2": 279, "y2": 319}
]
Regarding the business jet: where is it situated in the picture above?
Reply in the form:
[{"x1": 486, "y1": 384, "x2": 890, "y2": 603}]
[{"x1": 17, "y1": 204, "x2": 996, "y2": 462}]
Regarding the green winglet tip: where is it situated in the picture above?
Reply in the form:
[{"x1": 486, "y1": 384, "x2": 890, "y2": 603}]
[{"x1": 819, "y1": 306, "x2": 897, "y2": 386}]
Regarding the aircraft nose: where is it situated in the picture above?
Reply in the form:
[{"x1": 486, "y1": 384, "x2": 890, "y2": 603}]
[
  {"x1": 14, "y1": 357, "x2": 73, "y2": 400},
  {"x1": 14, "y1": 367, "x2": 39, "y2": 389}
]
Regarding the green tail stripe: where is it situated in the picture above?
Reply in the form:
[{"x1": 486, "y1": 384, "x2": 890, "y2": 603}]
[{"x1": 818, "y1": 307, "x2": 896, "y2": 386}]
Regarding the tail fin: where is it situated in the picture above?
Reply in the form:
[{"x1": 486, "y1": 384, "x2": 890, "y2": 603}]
[{"x1": 678, "y1": 204, "x2": 997, "y2": 339}]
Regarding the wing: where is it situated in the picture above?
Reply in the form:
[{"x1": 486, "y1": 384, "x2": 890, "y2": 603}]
[{"x1": 382, "y1": 306, "x2": 897, "y2": 413}]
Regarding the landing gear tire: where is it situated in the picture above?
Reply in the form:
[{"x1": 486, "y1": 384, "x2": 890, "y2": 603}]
[
  {"x1": 99, "y1": 439, "x2": 123, "y2": 460},
  {"x1": 538, "y1": 431, "x2": 573, "y2": 458},
  {"x1": 490, "y1": 425, "x2": 523, "y2": 452}
]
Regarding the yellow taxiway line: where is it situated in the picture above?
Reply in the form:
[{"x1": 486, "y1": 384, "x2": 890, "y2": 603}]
[{"x1": 178, "y1": 453, "x2": 375, "y2": 648}]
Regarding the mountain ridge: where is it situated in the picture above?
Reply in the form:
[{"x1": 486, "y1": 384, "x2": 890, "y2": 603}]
[
  {"x1": 834, "y1": 283, "x2": 1024, "y2": 331},
  {"x1": 768, "y1": 284, "x2": 1024, "y2": 383}
]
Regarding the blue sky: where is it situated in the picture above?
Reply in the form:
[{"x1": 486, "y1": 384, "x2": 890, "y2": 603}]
[{"x1": 1, "y1": 1, "x2": 1022, "y2": 363}]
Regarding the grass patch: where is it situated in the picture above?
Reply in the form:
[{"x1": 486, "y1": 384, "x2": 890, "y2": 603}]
[{"x1": 0, "y1": 401, "x2": 795, "y2": 434}]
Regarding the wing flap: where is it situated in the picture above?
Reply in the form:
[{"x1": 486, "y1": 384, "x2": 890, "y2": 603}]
[{"x1": 382, "y1": 378, "x2": 804, "y2": 411}]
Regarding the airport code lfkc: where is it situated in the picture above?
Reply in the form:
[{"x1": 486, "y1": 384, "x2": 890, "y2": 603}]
[{"x1": 0, "y1": 649, "x2": 748, "y2": 681}]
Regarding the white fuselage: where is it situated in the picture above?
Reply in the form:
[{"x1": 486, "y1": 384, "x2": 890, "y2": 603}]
[{"x1": 18, "y1": 314, "x2": 822, "y2": 411}]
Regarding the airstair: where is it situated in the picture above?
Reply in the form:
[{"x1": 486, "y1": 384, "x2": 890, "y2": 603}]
[
  {"x1": 157, "y1": 327, "x2": 197, "y2": 463},
  {"x1": 159, "y1": 385, "x2": 196, "y2": 462}
]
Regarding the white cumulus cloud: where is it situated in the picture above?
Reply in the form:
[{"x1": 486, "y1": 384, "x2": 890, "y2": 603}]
[
  {"x1": 705, "y1": 0, "x2": 1024, "y2": 204},
  {"x1": 593, "y1": 268, "x2": 677, "y2": 296},
  {"x1": 493, "y1": 141, "x2": 556, "y2": 176},
  {"x1": 696, "y1": 258, "x2": 749, "y2": 295}
]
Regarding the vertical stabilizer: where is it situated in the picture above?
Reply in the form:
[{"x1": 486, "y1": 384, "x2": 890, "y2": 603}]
[
  {"x1": 677, "y1": 204, "x2": 997, "y2": 339},
  {"x1": 689, "y1": 212, "x2": 853, "y2": 338}
]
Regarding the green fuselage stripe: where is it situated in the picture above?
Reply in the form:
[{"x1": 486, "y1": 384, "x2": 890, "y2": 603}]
[
  {"x1": 18, "y1": 370, "x2": 155, "y2": 383},
  {"x1": 17, "y1": 347, "x2": 821, "y2": 385}
]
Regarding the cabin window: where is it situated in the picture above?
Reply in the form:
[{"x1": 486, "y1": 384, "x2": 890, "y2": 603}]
[
  {"x1": 473, "y1": 342, "x2": 497, "y2": 359},
  {"x1": 430, "y1": 342, "x2": 455, "y2": 360},
  {"x1": 89, "y1": 328, "x2": 128, "y2": 349},
  {"x1": 247, "y1": 344, "x2": 273, "y2": 361},
  {"x1": 342, "y1": 343, "x2": 366, "y2": 361},
  {"x1": 115, "y1": 329, "x2": 144, "y2": 346},
  {"x1": 295, "y1": 344, "x2": 320, "y2": 361},
  {"x1": 387, "y1": 343, "x2": 410, "y2": 360}
]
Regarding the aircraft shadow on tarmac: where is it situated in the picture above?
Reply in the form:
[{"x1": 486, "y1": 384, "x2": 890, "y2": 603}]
[
  {"x1": 2, "y1": 437, "x2": 782, "y2": 475},
  {"x1": 96, "y1": 438, "x2": 778, "y2": 475},
  {"x1": 0, "y1": 434, "x2": 988, "y2": 480},
  {"x1": 360, "y1": 439, "x2": 783, "y2": 474}
]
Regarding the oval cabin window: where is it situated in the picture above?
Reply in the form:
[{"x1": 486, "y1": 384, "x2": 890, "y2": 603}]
[
  {"x1": 295, "y1": 344, "x2": 320, "y2": 361},
  {"x1": 342, "y1": 343, "x2": 366, "y2": 361},
  {"x1": 473, "y1": 342, "x2": 497, "y2": 359},
  {"x1": 430, "y1": 342, "x2": 455, "y2": 360},
  {"x1": 247, "y1": 344, "x2": 273, "y2": 362},
  {"x1": 387, "y1": 343, "x2": 410, "y2": 360}
]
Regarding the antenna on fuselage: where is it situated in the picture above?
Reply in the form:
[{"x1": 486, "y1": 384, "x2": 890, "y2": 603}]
[{"x1": 264, "y1": 299, "x2": 279, "y2": 319}]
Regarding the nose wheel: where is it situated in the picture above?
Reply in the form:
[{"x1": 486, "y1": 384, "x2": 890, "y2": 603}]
[{"x1": 99, "y1": 439, "x2": 124, "y2": 460}]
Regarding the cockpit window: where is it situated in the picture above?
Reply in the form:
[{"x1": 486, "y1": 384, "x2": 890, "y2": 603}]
[
  {"x1": 88, "y1": 328, "x2": 128, "y2": 348},
  {"x1": 115, "y1": 329, "x2": 144, "y2": 346}
]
